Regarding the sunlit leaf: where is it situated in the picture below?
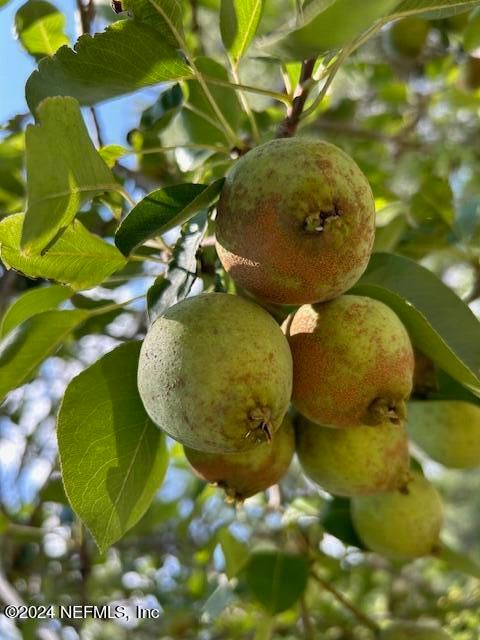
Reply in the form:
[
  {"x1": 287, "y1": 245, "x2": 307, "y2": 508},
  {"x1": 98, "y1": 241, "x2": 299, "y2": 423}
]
[
  {"x1": 26, "y1": 19, "x2": 193, "y2": 113},
  {"x1": 0, "y1": 213, "x2": 126, "y2": 290},
  {"x1": 15, "y1": 0, "x2": 69, "y2": 60},
  {"x1": 23, "y1": 97, "x2": 119, "y2": 253},
  {"x1": 220, "y1": 0, "x2": 264, "y2": 63},
  {"x1": 57, "y1": 341, "x2": 169, "y2": 551}
]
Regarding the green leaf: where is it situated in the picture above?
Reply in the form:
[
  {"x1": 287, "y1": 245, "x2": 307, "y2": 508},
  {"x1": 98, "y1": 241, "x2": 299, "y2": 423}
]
[
  {"x1": 351, "y1": 252, "x2": 480, "y2": 396},
  {"x1": 0, "y1": 309, "x2": 88, "y2": 402},
  {"x1": 436, "y1": 541, "x2": 480, "y2": 580},
  {"x1": 220, "y1": 0, "x2": 264, "y2": 63},
  {"x1": 0, "y1": 213, "x2": 127, "y2": 291},
  {"x1": 165, "y1": 57, "x2": 242, "y2": 147},
  {"x1": 0, "y1": 284, "x2": 73, "y2": 337},
  {"x1": 99, "y1": 144, "x2": 130, "y2": 168},
  {"x1": 391, "y1": 1, "x2": 480, "y2": 20},
  {"x1": 57, "y1": 341, "x2": 169, "y2": 551},
  {"x1": 115, "y1": 179, "x2": 224, "y2": 256},
  {"x1": 259, "y1": 0, "x2": 401, "y2": 59},
  {"x1": 125, "y1": 0, "x2": 184, "y2": 44},
  {"x1": 321, "y1": 498, "x2": 365, "y2": 549},
  {"x1": 26, "y1": 19, "x2": 193, "y2": 113},
  {"x1": 464, "y1": 9, "x2": 480, "y2": 52},
  {"x1": 218, "y1": 528, "x2": 249, "y2": 579},
  {"x1": 244, "y1": 551, "x2": 309, "y2": 614},
  {"x1": 15, "y1": 0, "x2": 69, "y2": 61},
  {"x1": 23, "y1": 97, "x2": 119, "y2": 253},
  {"x1": 203, "y1": 583, "x2": 237, "y2": 618},
  {"x1": 147, "y1": 212, "x2": 208, "y2": 323},
  {"x1": 410, "y1": 175, "x2": 454, "y2": 226}
]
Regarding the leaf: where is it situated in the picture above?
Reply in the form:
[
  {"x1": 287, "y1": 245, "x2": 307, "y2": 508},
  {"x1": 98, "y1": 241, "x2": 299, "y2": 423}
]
[
  {"x1": 0, "y1": 213, "x2": 127, "y2": 291},
  {"x1": 23, "y1": 97, "x2": 119, "y2": 253},
  {"x1": 351, "y1": 252, "x2": 480, "y2": 396},
  {"x1": 244, "y1": 551, "x2": 309, "y2": 614},
  {"x1": 26, "y1": 19, "x2": 193, "y2": 113},
  {"x1": 464, "y1": 10, "x2": 480, "y2": 52},
  {"x1": 202, "y1": 583, "x2": 237, "y2": 619},
  {"x1": 220, "y1": 0, "x2": 264, "y2": 63},
  {"x1": 436, "y1": 541, "x2": 480, "y2": 579},
  {"x1": 57, "y1": 341, "x2": 169, "y2": 551},
  {"x1": 125, "y1": 0, "x2": 184, "y2": 44},
  {"x1": 410, "y1": 175, "x2": 454, "y2": 226},
  {"x1": 147, "y1": 212, "x2": 208, "y2": 323},
  {"x1": 218, "y1": 528, "x2": 249, "y2": 579},
  {"x1": 259, "y1": 0, "x2": 401, "y2": 59},
  {"x1": 0, "y1": 309, "x2": 88, "y2": 402},
  {"x1": 115, "y1": 179, "x2": 224, "y2": 256},
  {"x1": 99, "y1": 144, "x2": 130, "y2": 168},
  {"x1": 0, "y1": 284, "x2": 73, "y2": 337},
  {"x1": 320, "y1": 498, "x2": 365, "y2": 548},
  {"x1": 390, "y1": 0, "x2": 480, "y2": 20},
  {"x1": 15, "y1": 0, "x2": 69, "y2": 61},
  {"x1": 166, "y1": 57, "x2": 242, "y2": 147}
]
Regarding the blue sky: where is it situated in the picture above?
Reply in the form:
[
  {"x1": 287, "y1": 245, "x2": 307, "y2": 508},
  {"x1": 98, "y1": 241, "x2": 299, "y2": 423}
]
[{"x1": 0, "y1": 0, "x2": 163, "y2": 145}]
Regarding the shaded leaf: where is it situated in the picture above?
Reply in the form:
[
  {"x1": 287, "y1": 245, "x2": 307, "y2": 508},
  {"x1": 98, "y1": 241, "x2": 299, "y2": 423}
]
[
  {"x1": 245, "y1": 551, "x2": 309, "y2": 614},
  {"x1": 351, "y1": 252, "x2": 480, "y2": 395},
  {"x1": 0, "y1": 309, "x2": 88, "y2": 402},
  {"x1": 0, "y1": 284, "x2": 73, "y2": 337},
  {"x1": 23, "y1": 97, "x2": 119, "y2": 253},
  {"x1": 115, "y1": 179, "x2": 224, "y2": 256},
  {"x1": 15, "y1": 0, "x2": 69, "y2": 60},
  {"x1": 147, "y1": 212, "x2": 208, "y2": 323},
  {"x1": 0, "y1": 213, "x2": 127, "y2": 291},
  {"x1": 259, "y1": 0, "x2": 400, "y2": 60},
  {"x1": 202, "y1": 583, "x2": 237, "y2": 619},
  {"x1": 391, "y1": 0, "x2": 480, "y2": 20},
  {"x1": 26, "y1": 19, "x2": 193, "y2": 113},
  {"x1": 321, "y1": 497, "x2": 365, "y2": 549},
  {"x1": 220, "y1": 0, "x2": 264, "y2": 63},
  {"x1": 57, "y1": 341, "x2": 169, "y2": 551},
  {"x1": 218, "y1": 528, "x2": 249, "y2": 579}
]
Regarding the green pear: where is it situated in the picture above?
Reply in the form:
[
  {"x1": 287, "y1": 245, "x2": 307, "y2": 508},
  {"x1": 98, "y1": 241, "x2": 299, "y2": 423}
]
[
  {"x1": 216, "y1": 138, "x2": 375, "y2": 305},
  {"x1": 408, "y1": 400, "x2": 480, "y2": 468},
  {"x1": 351, "y1": 471, "x2": 443, "y2": 560},
  {"x1": 296, "y1": 416, "x2": 410, "y2": 497},
  {"x1": 137, "y1": 293, "x2": 293, "y2": 453},
  {"x1": 379, "y1": 621, "x2": 452, "y2": 640},
  {"x1": 284, "y1": 295, "x2": 414, "y2": 428},
  {"x1": 383, "y1": 17, "x2": 430, "y2": 58},
  {"x1": 184, "y1": 414, "x2": 295, "y2": 501}
]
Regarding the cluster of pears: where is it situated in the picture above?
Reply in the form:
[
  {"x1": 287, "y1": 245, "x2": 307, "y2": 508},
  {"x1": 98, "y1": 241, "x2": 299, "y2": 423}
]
[{"x1": 137, "y1": 137, "x2": 471, "y2": 573}]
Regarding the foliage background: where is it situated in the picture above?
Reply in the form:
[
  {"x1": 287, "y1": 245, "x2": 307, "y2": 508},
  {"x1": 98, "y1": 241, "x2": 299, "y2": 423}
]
[{"x1": 1, "y1": 1, "x2": 480, "y2": 639}]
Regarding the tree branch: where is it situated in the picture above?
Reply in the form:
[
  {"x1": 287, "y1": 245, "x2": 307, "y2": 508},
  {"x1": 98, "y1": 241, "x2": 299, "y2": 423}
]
[
  {"x1": 311, "y1": 569, "x2": 380, "y2": 633},
  {"x1": 277, "y1": 58, "x2": 316, "y2": 138}
]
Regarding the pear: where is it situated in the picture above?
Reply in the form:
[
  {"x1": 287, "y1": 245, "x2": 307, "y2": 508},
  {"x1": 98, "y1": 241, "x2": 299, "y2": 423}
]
[
  {"x1": 351, "y1": 471, "x2": 443, "y2": 560},
  {"x1": 184, "y1": 414, "x2": 295, "y2": 501},
  {"x1": 383, "y1": 17, "x2": 430, "y2": 58},
  {"x1": 137, "y1": 293, "x2": 293, "y2": 453},
  {"x1": 296, "y1": 416, "x2": 410, "y2": 497},
  {"x1": 284, "y1": 295, "x2": 414, "y2": 428},
  {"x1": 379, "y1": 621, "x2": 452, "y2": 640},
  {"x1": 408, "y1": 400, "x2": 480, "y2": 469},
  {"x1": 216, "y1": 138, "x2": 375, "y2": 305}
]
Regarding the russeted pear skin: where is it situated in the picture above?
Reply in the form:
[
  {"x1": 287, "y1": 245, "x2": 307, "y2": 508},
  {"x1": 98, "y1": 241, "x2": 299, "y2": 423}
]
[
  {"x1": 408, "y1": 401, "x2": 480, "y2": 469},
  {"x1": 184, "y1": 415, "x2": 295, "y2": 501},
  {"x1": 379, "y1": 621, "x2": 453, "y2": 640},
  {"x1": 215, "y1": 138, "x2": 375, "y2": 305},
  {"x1": 295, "y1": 416, "x2": 410, "y2": 497},
  {"x1": 351, "y1": 471, "x2": 443, "y2": 560},
  {"x1": 137, "y1": 293, "x2": 293, "y2": 453},
  {"x1": 284, "y1": 295, "x2": 414, "y2": 428}
]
